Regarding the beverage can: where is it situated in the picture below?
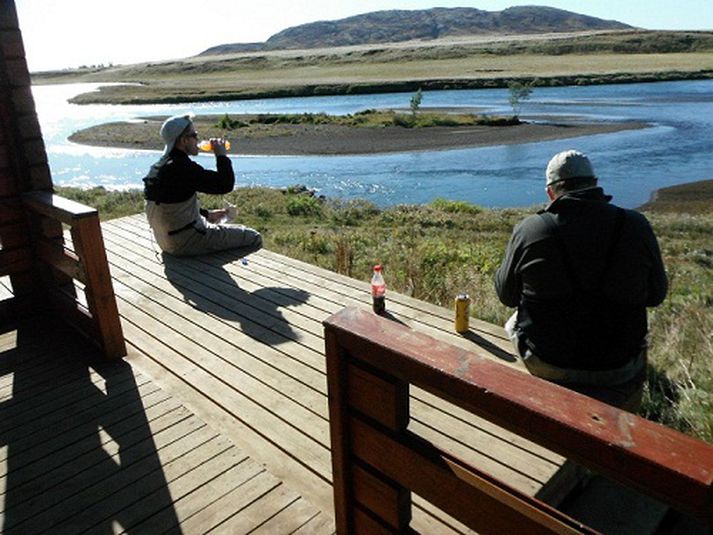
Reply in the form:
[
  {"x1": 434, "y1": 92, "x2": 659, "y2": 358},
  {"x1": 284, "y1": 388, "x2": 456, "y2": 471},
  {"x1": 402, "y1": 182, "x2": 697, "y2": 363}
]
[{"x1": 454, "y1": 293, "x2": 470, "y2": 333}]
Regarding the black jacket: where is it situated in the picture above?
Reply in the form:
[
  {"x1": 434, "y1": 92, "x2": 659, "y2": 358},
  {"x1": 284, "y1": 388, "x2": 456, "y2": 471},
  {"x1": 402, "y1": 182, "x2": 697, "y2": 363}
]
[
  {"x1": 143, "y1": 149, "x2": 234, "y2": 204},
  {"x1": 495, "y1": 187, "x2": 667, "y2": 370}
]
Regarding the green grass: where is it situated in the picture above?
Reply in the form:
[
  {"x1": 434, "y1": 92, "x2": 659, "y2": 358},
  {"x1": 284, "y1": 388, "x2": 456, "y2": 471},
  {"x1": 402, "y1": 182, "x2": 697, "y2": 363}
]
[
  {"x1": 216, "y1": 110, "x2": 519, "y2": 129},
  {"x1": 57, "y1": 185, "x2": 713, "y2": 443}
]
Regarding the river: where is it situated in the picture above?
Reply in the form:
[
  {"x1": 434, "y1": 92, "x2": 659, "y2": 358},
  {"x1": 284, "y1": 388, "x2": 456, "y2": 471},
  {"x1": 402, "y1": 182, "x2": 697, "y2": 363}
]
[{"x1": 33, "y1": 80, "x2": 713, "y2": 208}]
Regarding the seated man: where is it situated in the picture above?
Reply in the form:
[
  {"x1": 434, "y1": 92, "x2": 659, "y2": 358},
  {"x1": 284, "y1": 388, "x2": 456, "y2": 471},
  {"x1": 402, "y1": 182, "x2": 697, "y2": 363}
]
[
  {"x1": 495, "y1": 150, "x2": 668, "y2": 410},
  {"x1": 143, "y1": 114, "x2": 262, "y2": 257}
]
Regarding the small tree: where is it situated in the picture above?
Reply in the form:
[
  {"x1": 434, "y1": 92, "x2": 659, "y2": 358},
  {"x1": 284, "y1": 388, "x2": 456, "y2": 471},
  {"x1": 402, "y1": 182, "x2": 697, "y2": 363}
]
[
  {"x1": 508, "y1": 81, "x2": 533, "y2": 118},
  {"x1": 410, "y1": 88, "x2": 423, "y2": 115}
]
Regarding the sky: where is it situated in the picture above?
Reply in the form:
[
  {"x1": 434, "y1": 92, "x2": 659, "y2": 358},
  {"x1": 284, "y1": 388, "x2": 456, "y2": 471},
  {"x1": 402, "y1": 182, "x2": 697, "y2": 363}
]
[{"x1": 14, "y1": 0, "x2": 713, "y2": 72}]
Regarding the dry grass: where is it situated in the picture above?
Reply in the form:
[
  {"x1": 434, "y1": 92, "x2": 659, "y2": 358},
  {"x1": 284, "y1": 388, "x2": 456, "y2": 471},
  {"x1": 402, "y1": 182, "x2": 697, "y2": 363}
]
[{"x1": 34, "y1": 28, "x2": 713, "y2": 104}]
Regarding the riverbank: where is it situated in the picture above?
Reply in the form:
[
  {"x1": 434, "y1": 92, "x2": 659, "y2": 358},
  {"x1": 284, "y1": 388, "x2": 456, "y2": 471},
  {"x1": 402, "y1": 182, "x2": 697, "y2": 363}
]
[
  {"x1": 69, "y1": 112, "x2": 647, "y2": 156},
  {"x1": 638, "y1": 179, "x2": 713, "y2": 214}
]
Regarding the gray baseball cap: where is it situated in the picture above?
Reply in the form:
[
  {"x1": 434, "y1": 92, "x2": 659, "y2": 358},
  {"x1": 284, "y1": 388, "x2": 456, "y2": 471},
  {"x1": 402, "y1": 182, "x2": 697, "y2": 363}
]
[
  {"x1": 160, "y1": 114, "x2": 193, "y2": 156},
  {"x1": 546, "y1": 150, "x2": 596, "y2": 186}
]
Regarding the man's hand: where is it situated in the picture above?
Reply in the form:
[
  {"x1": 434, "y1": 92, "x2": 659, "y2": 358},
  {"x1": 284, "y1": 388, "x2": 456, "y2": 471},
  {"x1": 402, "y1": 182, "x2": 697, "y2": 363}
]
[
  {"x1": 206, "y1": 209, "x2": 228, "y2": 224},
  {"x1": 210, "y1": 138, "x2": 228, "y2": 157}
]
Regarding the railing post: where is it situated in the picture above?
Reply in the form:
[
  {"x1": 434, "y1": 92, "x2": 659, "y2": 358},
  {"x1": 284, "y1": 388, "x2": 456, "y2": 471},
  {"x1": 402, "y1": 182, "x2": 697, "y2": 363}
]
[
  {"x1": 70, "y1": 215, "x2": 126, "y2": 359},
  {"x1": 325, "y1": 326, "x2": 412, "y2": 533}
]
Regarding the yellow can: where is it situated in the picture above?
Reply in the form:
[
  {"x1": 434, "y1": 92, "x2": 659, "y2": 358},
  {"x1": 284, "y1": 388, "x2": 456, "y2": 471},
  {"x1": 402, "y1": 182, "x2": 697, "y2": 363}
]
[{"x1": 454, "y1": 293, "x2": 471, "y2": 333}]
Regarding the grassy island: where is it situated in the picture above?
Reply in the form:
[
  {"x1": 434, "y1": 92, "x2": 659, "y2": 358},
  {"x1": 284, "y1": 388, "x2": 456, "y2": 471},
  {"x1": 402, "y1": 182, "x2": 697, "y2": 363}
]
[{"x1": 69, "y1": 110, "x2": 646, "y2": 156}]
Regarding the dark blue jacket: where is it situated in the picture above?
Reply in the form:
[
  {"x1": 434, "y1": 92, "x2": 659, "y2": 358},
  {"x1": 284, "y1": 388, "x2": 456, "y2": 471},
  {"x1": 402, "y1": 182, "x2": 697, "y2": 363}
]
[{"x1": 495, "y1": 187, "x2": 667, "y2": 370}]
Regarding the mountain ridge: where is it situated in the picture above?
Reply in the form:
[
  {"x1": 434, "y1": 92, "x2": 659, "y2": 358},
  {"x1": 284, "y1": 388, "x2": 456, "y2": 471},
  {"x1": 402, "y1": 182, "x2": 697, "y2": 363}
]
[{"x1": 199, "y1": 6, "x2": 633, "y2": 55}]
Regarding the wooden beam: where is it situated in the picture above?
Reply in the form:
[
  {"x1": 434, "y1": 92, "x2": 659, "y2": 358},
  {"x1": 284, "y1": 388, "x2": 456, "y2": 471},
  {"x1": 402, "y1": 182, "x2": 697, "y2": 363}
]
[
  {"x1": 22, "y1": 190, "x2": 97, "y2": 224},
  {"x1": 34, "y1": 237, "x2": 85, "y2": 283},
  {"x1": 70, "y1": 216, "x2": 125, "y2": 359},
  {"x1": 0, "y1": 246, "x2": 31, "y2": 276},
  {"x1": 350, "y1": 415, "x2": 593, "y2": 534},
  {"x1": 324, "y1": 307, "x2": 713, "y2": 524}
]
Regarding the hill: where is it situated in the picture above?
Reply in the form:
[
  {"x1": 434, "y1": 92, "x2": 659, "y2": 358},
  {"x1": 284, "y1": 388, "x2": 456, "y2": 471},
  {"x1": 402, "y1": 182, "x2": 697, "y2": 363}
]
[{"x1": 200, "y1": 6, "x2": 633, "y2": 55}]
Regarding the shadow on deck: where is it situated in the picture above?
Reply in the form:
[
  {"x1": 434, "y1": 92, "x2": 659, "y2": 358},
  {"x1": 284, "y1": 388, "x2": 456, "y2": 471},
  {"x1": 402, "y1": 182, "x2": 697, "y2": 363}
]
[{"x1": 0, "y1": 315, "x2": 331, "y2": 533}]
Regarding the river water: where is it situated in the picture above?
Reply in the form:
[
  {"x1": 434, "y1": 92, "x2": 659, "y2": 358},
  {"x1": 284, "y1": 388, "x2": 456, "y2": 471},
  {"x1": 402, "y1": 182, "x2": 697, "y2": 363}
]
[{"x1": 33, "y1": 80, "x2": 713, "y2": 208}]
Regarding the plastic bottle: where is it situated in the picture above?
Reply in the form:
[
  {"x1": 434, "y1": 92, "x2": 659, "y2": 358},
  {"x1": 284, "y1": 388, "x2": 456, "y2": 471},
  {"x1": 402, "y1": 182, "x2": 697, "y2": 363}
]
[
  {"x1": 198, "y1": 139, "x2": 231, "y2": 152},
  {"x1": 371, "y1": 264, "x2": 386, "y2": 314}
]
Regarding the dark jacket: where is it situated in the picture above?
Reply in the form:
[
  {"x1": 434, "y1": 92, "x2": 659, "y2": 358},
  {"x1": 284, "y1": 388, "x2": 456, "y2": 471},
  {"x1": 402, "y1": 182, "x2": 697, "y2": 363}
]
[
  {"x1": 143, "y1": 149, "x2": 234, "y2": 204},
  {"x1": 495, "y1": 187, "x2": 667, "y2": 370}
]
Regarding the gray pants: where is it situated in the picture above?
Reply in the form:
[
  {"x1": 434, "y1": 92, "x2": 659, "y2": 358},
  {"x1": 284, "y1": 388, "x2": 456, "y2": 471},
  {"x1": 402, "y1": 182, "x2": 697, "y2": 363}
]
[
  {"x1": 505, "y1": 312, "x2": 646, "y2": 411},
  {"x1": 165, "y1": 221, "x2": 263, "y2": 258}
]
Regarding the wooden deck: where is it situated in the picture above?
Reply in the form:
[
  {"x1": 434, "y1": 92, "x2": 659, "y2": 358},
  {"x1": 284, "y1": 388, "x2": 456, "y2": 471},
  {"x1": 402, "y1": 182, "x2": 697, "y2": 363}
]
[
  {"x1": 1, "y1": 213, "x2": 579, "y2": 533},
  {"x1": 0, "y1": 315, "x2": 331, "y2": 533}
]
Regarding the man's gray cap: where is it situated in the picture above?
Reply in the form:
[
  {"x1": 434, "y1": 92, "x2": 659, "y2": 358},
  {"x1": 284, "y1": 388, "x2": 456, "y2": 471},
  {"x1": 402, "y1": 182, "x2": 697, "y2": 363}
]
[
  {"x1": 546, "y1": 149, "x2": 596, "y2": 186},
  {"x1": 160, "y1": 114, "x2": 193, "y2": 156}
]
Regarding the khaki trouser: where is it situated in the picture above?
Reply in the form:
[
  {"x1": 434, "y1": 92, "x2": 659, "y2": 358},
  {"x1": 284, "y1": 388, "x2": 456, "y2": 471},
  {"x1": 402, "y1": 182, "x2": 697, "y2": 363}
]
[
  {"x1": 146, "y1": 196, "x2": 262, "y2": 257},
  {"x1": 505, "y1": 312, "x2": 646, "y2": 411}
]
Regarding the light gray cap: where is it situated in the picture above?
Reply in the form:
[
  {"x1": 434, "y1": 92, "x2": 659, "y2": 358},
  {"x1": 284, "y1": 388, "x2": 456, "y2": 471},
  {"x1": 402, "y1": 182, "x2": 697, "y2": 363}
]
[
  {"x1": 546, "y1": 150, "x2": 596, "y2": 186},
  {"x1": 160, "y1": 114, "x2": 193, "y2": 156}
]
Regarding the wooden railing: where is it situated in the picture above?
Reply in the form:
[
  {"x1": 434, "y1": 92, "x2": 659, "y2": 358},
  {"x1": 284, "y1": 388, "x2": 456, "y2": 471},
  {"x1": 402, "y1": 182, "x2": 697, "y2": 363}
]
[
  {"x1": 324, "y1": 307, "x2": 713, "y2": 534},
  {"x1": 20, "y1": 191, "x2": 126, "y2": 359}
]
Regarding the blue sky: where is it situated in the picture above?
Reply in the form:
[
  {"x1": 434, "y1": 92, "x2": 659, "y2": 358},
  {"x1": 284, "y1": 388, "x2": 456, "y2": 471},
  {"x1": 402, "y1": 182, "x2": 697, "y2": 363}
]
[{"x1": 15, "y1": 0, "x2": 713, "y2": 71}]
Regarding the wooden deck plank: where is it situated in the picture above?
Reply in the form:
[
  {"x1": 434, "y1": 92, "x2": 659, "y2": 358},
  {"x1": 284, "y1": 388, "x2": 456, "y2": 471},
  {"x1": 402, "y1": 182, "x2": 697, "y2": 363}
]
[
  {"x1": 126, "y1": 457, "x2": 264, "y2": 534},
  {"x1": 103, "y1": 228, "x2": 327, "y2": 373},
  {"x1": 211, "y1": 482, "x2": 304, "y2": 534},
  {"x1": 97, "y1": 444, "x2": 251, "y2": 533},
  {"x1": 177, "y1": 469, "x2": 282, "y2": 534},
  {"x1": 103, "y1": 222, "x2": 326, "y2": 352},
  {"x1": 1, "y1": 408, "x2": 197, "y2": 523},
  {"x1": 8, "y1": 423, "x2": 223, "y2": 532},
  {"x1": 47, "y1": 434, "x2": 238, "y2": 534},
  {"x1": 291, "y1": 511, "x2": 337, "y2": 535},
  {"x1": 0, "y1": 370, "x2": 151, "y2": 439},
  {"x1": 0, "y1": 386, "x2": 176, "y2": 484},
  {"x1": 249, "y1": 494, "x2": 326, "y2": 535}
]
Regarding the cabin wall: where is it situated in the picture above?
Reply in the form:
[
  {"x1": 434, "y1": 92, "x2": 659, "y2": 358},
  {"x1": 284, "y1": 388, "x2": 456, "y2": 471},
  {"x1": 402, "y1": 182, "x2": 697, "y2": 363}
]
[{"x1": 0, "y1": 0, "x2": 55, "y2": 315}]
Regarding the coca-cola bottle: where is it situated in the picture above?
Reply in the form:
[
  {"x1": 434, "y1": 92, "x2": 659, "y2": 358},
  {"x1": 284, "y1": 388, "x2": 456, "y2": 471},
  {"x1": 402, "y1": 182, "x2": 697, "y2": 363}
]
[{"x1": 371, "y1": 265, "x2": 386, "y2": 314}]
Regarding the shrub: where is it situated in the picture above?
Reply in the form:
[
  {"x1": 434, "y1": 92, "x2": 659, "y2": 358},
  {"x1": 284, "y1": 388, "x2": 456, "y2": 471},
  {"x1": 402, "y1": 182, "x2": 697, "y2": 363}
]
[
  {"x1": 286, "y1": 194, "x2": 323, "y2": 217},
  {"x1": 216, "y1": 113, "x2": 247, "y2": 130},
  {"x1": 392, "y1": 114, "x2": 415, "y2": 128},
  {"x1": 431, "y1": 198, "x2": 482, "y2": 215}
]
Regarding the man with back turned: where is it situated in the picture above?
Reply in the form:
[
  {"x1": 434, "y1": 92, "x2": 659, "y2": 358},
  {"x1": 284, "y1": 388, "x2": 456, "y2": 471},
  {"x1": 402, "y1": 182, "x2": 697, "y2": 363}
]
[{"x1": 495, "y1": 149, "x2": 667, "y2": 410}]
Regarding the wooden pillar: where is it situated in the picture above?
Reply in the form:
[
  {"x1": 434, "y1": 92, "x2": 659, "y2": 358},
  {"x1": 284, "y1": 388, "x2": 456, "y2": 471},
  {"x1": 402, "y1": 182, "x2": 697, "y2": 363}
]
[
  {"x1": 325, "y1": 328, "x2": 411, "y2": 534},
  {"x1": 71, "y1": 216, "x2": 126, "y2": 359}
]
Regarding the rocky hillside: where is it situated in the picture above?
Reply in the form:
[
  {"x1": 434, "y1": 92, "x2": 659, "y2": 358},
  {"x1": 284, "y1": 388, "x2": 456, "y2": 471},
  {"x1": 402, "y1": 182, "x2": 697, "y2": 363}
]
[{"x1": 200, "y1": 6, "x2": 633, "y2": 55}]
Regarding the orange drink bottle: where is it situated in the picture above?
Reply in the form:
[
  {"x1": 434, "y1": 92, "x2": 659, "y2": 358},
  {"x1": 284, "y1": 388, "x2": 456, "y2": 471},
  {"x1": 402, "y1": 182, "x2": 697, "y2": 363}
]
[{"x1": 198, "y1": 140, "x2": 231, "y2": 152}]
